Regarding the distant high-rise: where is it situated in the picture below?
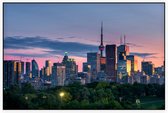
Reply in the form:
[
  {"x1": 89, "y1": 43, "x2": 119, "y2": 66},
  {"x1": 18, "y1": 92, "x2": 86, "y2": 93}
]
[
  {"x1": 52, "y1": 63, "x2": 66, "y2": 86},
  {"x1": 117, "y1": 59, "x2": 131, "y2": 83},
  {"x1": 87, "y1": 52, "x2": 100, "y2": 81},
  {"x1": 16, "y1": 62, "x2": 22, "y2": 82},
  {"x1": 117, "y1": 44, "x2": 129, "y2": 61},
  {"x1": 62, "y1": 53, "x2": 78, "y2": 78},
  {"x1": 32, "y1": 59, "x2": 39, "y2": 78},
  {"x1": 141, "y1": 61, "x2": 154, "y2": 76},
  {"x1": 45, "y1": 60, "x2": 52, "y2": 76},
  {"x1": 83, "y1": 62, "x2": 91, "y2": 83},
  {"x1": 45, "y1": 60, "x2": 51, "y2": 67},
  {"x1": 21, "y1": 61, "x2": 24, "y2": 75},
  {"x1": 4, "y1": 60, "x2": 23, "y2": 88},
  {"x1": 62, "y1": 52, "x2": 69, "y2": 63},
  {"x1": 117, "y1": 41, "x2": 130, "y2": 83},
  {"x1": 26, "y1": 62, "x2": 31, "y2": 76},
  {"x1": 83, "y1": 62, "x2": 91, "y2": 72},
  {"x1": 105, "y1": 45, "x2": 117, "y2": 82},
  {"x1": 126, "y1": 55, "x2": 138, "y2": 73}
]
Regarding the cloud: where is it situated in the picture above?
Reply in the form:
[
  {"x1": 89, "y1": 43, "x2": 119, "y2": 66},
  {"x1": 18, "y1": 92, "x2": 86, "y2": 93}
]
[
  {"x1": 67, "y1": 36, "x2": 75, "y2": 39},
  {"x1": 130, "y1": 52, "x2": 157, "y2": 58},
  {"x1": 126, "y1": 43, "x2": 143, "y2": 47},
  {"x1": 4, "y1": 36, "x2": 98, "y2": 57},
  {"x1": 56, "y1": 38, "x2": 64, "y2": 40},
  {"x1": 5, "y1": 53, "x2": 49, "y2": 58},
  {"x1": 44, "y1": 50, "x2": 87, "y2": 57}
]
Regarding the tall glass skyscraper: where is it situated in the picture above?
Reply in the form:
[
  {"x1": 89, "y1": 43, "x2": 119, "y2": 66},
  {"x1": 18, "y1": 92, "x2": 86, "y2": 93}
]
[
  {"x1": 32, "y1": 59, "x2": 39, "y2": 78},
  {"x1": 52, "y1": 63, "x2": 66, "y2": 86},
  {"x1": 26, "y1": 62, "x2": 31, "y2": 76},
  {"x1": 141, "y1": 61, "x2": 154, "y2": 76},
  {"x1": 4, "y1": 60, "x2": 23, "y2": 88},
  {"x1": 87, "y1": 52, "x2": 100, "y2": 81},
  {"x1": 126, "y1": 55, "x2": 138, "y2": 73},
  {"x1": 105, "y1": 45, "x2": 117, "y2": 82}
]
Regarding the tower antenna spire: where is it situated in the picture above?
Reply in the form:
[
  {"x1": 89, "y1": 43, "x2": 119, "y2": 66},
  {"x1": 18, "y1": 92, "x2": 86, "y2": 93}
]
[
  {"x1": 120, "y1": 35, "x2": 123, "y2": 45},
  {"x1": 99, "y1": 21, "x2": 105, "y2": 57},
  {"x1": 101, "y1": 21, "x2": 103, "y2": 45},
  {"x1": 124, "y1": 34, "x2": 126, "y2": 45}
]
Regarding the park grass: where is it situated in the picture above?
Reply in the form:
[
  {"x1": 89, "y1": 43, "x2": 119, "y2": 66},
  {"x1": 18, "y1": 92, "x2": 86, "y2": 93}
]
[{"x1": 139, "y1": 96, "x2": 165, "y2": 110}]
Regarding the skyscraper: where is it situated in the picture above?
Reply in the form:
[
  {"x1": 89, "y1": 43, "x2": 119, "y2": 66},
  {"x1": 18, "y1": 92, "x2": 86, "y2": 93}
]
[
  {"x1": 117, "y1": 44, "x2": 129, "y2": 61},
  {"x1": 21, "y1": 61, "x2": 24, "y2": 75},
  {"x1": 32, "y1": 59, "x2": 39, "y2": 78},
  {"x1": 4, "y1": 61, "x2": 15, "y2": 88},
  {"x1": 83, "y1": 62, "x2": 91, "y2": 73},
  {"x1": 126, "y1": 55, "x2": 138, "y2": 73},
  {"x1": 45, "y1": 60, "x2": 52, "y2": 76},
  {"x1": 62, "y1": 52, "x2": 78, "y2": 79},
  {"x1": 4, "y1": 60, "x2": 23, "y2": 88},
  {"x1": 117, "y1": 40, "x2": 131, "y2": 83},
  {"x1": 105, "y1": 45, "x2": 117, "y2": 82},
  {"x1": 141, "y1": 61, "x2": 154, "y2": 76},
  {"x1": 62, "y1": 52, "x2": 69, "y2": 63},
  {"x1": 117, "y1": 60, "x2": 131, "y2": 83},
  {"x1": 16, "y1": 61, "x2": 22, "y2": 82},
  {"x1": 45, "y1": 60, "x2": 51, "y2": 67},
  {"x1": 52, "y1": 63, "x2": 66, "y2": 86},
  {"x1": 87, "y1": 52, "x2": 100, "y2": 81},
  {"x1": 82, "y1": 62, "x2": 91, "y2": 83},
  {"x1": 26, "y1": 62, "x2": 31, "y2": 76}
]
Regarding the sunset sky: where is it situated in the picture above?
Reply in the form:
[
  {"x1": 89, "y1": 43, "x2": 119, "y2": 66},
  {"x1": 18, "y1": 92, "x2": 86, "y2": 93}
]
[{"x1": 4, "y1": 3, "x2": 164, "y2": 72}]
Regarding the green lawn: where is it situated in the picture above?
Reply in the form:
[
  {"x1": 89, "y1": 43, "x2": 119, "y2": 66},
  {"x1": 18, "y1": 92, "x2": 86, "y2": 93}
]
[{"x1": 139, "y1": 96, "x2": 165, "y2": 109}]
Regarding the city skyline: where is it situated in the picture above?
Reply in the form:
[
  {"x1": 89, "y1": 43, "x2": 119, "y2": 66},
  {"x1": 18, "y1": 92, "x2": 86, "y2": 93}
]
[{"x1": 4, "y1": 3, "x2": 164, "y2": 72}]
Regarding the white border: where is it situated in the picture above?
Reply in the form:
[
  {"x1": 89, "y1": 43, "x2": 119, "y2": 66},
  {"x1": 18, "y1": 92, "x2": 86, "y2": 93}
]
[{"x1": 0, "y1": 0, "x2": 167, "y2": 113}]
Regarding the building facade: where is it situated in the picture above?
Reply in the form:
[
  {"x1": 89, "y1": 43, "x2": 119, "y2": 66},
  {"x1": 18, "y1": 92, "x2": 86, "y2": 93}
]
[
  {"x1": 105, "y1": 45, "x2": 117, "y2": 82},
  {"x1": 4, "y1": 60, "x2": 23, "y2": 88},
  {"x1": 52, "y1": 63, "x2": 66, "y2": 86},
  {"x1": 126, "y1": 55, "x2": 138, "y2": 73},
  {"x1": 87, "y1": 52, "x2": 100, "y2": 81},
  {"x1": 32, "y1": 59, "x2": 39, "y2": 78},
  {"x1": 141, "y1": 61, "x2": 154, "y2": 76}
]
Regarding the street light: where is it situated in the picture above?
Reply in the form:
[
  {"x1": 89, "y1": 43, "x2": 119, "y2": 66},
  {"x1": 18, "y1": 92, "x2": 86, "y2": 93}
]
[
  {"x1": 25, "y1": 96, "x2": 28, "y2": 100},
  {"x1": 59, "y1": 92, "x2": 65, "y2": 103},
  {"x1": 60, "y1": 92, "x2": 64, "y2": 98},
  {"x1": 42, "y1": 95, "x2": 47, "y2": 99}
]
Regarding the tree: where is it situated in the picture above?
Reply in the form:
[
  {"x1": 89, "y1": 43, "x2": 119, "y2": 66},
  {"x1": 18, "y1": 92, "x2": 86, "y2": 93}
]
[{"x1": 21, "y1": 83, "x2": 36, "y2": 94}]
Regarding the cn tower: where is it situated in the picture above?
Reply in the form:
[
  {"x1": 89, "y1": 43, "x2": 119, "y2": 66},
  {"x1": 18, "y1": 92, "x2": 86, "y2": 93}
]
[{"x1": 99, "y1": 22, "x2": 105, "y2": 57}]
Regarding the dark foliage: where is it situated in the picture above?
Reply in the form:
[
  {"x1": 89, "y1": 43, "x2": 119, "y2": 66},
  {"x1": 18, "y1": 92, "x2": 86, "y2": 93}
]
[{"x1": 3, "y1": 82, "x2": 165, "y2": 109}]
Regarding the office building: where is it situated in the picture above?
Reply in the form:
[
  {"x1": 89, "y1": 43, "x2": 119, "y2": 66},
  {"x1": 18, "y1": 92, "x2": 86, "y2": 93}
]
[
  {"x1": 117, "y1": 44, "x2": 129, "y2": 61},
  {"x1": 141, "y1": 61, "x2": 154, "y2": 76},
  {"x1": 62, "y1": 52, "x2": 78, "y2": 79},
  {"x1": 26, "y1": 62, "x2": 31, "y2": 76},
  {"x1": 82, "y1": 62, "x2": 91, "y2": 83},
  {"x1": 4, "y1": 60, "x2": 23, "y2": 88},
  {"x1": 140, "y1": 75, "x2": 150, "y2": 84},
  {"x1": 87, "y1": 52, "x2": 100, "y2": 81},
  {"x1": 105, "y1": 44, "x2": 117, "y2": 82},
  {"x1": 21, "y1": 61, "x2": 24, "y2": 75},
  {"x1": 45, "y1": 60, "x2": 52, "y2": 76},
  {"x1": 117, "y1": 60, "x2": 131, "y2": 82},
  {"x1": 126, "y1": 55, "x2": 138, "y2": 73},
  {"x1": 32, "y1": 59, "x2": 39, "y2": 78},
  {"x1": 52, "y1": 63, "x2": 66, "y2": 86}
]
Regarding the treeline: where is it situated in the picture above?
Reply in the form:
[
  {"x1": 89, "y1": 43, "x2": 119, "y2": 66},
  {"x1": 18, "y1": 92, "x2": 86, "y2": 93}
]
[{"x1": 3, "y1": 82, "x2": 165, "y2": 109}]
